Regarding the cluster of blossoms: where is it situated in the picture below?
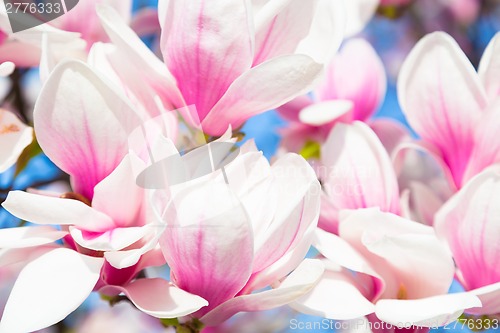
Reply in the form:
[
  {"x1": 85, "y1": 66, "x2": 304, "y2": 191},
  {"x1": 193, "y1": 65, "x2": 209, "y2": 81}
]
[{"x1": 0, "y1": 0, "x2": 499, "y2": 332}]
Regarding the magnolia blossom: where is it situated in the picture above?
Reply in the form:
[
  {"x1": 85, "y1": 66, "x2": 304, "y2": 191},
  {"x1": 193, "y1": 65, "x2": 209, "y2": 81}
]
[
  {"x1": 154, "y1": 140, "x2": 324, "y2": 327},
  {"x1": 396, "y1": 31, "x2": 500, "y2": 225},
  {"x1": 0, "y1": 61, "x2": 207, "y2": 333},
  {"x1": 277, "y1": 38, "x2": 391, "y2": 152},
  {"x1": 397, "y1": 31, "x2": 500, "y2": 190},
  {"x1": 435, "y1": 167, "x2": 500, "y2": 316},
  {"x1": 316, "y1": 122, "x2": 400, "y2": 234},
  {"x1": 292, "y1": 208, "x2": 482, "y2": 327},
  {"x1": 94, "y1": 0, "x2": 344, "y2": 136}
]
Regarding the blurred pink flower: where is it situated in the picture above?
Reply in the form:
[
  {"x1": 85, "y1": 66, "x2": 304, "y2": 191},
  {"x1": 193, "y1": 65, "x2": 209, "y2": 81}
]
[{"x1": 277, "y1": 38, "x2": 403, "y2": 153}]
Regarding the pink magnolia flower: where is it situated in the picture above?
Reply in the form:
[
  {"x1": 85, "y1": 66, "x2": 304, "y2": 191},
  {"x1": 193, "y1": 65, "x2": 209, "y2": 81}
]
[
  {"x1": 435, "y1": 167, "x2": 500, "y2": 316},
  {"x1": 95, "y1": 0, "x2": 344, "y2": 136},
  {"x1": 0, "y1": 61, "x2": 206, "y2": 333},
  {"x1": 292, "y1": 208, "x2": 482, "y2": 327},
  {"x1": 156, "y1": 141, "x2": 324, "y2": 327},
  {"x1": 0, "y1": 107, "x2": 33, "y2": 173},
  {"x1": 317, "y1": 122, "x2": 400, "y2": 234},
  {"x1": 277, "y1": 38, "x2": 406, "y2": 153},
  {"x1": 397, "y1": 31, "x2": 500, "y2": 191}
]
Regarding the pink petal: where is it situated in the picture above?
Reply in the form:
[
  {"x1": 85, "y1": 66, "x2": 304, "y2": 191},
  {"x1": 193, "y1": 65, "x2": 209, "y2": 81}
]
[
  {"x1": 398, "y1": 32, "x2": 488, "y2": 188},
  {"x1": 298, "y1": 100, "x2": 353, "y2": 126},
  {"x1": 466, "y1": 282, "x2": 500, "y2": 316},
  {"x1": 251, "y1": 154, "x2": 320, "y2": 273},
  {"x1": 291, "y1": 260, "x2": 376, "y2": 320},
  {"x1": 33, "y1": 60, "x2": 141, "y2": 199},
  {"x1": 92, "y1": 154, "x2": 145, "y2": 228},
  {"x1": 200, "y1": 259, "x2": 324, "y2": 326},
  {"x1": 69, "y1": 226, "x2": 148, "y2": 252},
  {"x1": 435, "y1": 167, "x2": 500, "y2": 291},
  {"x1": 320, "y1": 122, "x2": 400, "y2": 233},
  {"x1": 0, "y1": 226, "x2": 67, "y2": 249},
  {"x1": 339, "y1": 208, "x2": 440, "y2": 298},
  {"x1": 2, "y1": 191, "x2": 116, "y2": 232},
  {"x1": 295, "y1": 0, "x2": 345, "y2": 63},
  {"x1": 375, "y1": 293, "x2": 482, "y2": 327},
  {"x1": 369, "y1": 118, "x2": 409, "y2": 155},
  {"x1": 0, "y1": 41, "x2": 42, "y2": 68},
  {"x1": 0, "y1": 109, "x2": 33, "y2": 173},
  {"x1": 463, "y1": 98, "x2": 500, "y2": 182},
  {"x1": 160, "y1": 0, "x2": 254, "y2": 121},
  {"x1": 478, "y1": 32, "x2": 500, "y2": 100},
  {"x1": 0, "y1": 248, "x2": 103, "y2": 333},
  {"x1": 54, "y1": 0, "x2": 132, "y2": 48},
  {"x1": 159, "y1": 182, "x2": 254, "y2": 315},
  {"x1": 403, "y1": 181, "x2": 446, "y2": 226},
  {"x1": 316, "y1": 38, "x2": 386, "y2": 122},
  {"x1": 202, "y1": 54, "x2": 323, "y2": 135},
  {"x1": 363, "y1": 232, "x2": 455, "y2": 299},
  {"x1": 313, "y1": 228, "x2": 384, "y2": 300},
  {"x1": 276, "y1": 95, "x2": 313, "y2": 122},
  {"x1": 104, "y1": 224, "x2": 166, "y2": 269},
  {"x1": 393, "y1": 141, "x2": 458, "y2": 194},
  {"x1": 102, "y1": 278, "x2": 208, "y2": 318},
  {"x1": 96, "y1": 5, "x2": 185, "y2": 113},
  {"x1": 253, "y1": 0, "x2": 316, "y2": 65},
  {"x1": 245, "y1": 221, "x2": 316, "y2": 292}
]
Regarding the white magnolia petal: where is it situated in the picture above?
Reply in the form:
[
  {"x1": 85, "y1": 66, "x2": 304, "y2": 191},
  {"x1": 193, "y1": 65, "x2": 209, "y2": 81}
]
[
  {"x1": 375, "y1": 293, "x2": 482, "y2": 327},
  {"x1": 342, "y1": 0, "x2": 378, "y2": 37},
  {"x1": 466, "y1": 282, "x2": 500, "y2": 316},
  {"x1": 291, "y1": 261, "x2": 376, "y2": 320},
  {"x1": 0, "y1": 226, "x2": 67, "y2": 249},
  {"x1": 478, "y1": 32, "x2": 500, "y2": 100},
  {"x1": 298, "y1": 100, "x2": 353, "y2": 126},
  {"x1": 0, "y1": 248, "x2": 103, "y2": 333},
  {"x1": 2, "y1": 191, "x2": 116, "y2": 232},
  {"x1": 102, "y1": 278, "x2": 208, "y2": 318},
  {"x1": 70, "y1": 226, "x2": 148, "y2": 252}
]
